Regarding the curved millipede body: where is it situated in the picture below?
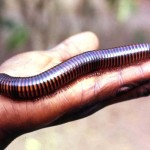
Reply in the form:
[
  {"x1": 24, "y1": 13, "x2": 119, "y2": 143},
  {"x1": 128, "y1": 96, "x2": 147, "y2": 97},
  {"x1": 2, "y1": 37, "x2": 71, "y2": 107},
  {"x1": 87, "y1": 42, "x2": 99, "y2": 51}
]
[{"x1": 0, "y1": 43, "x2": 150, "y2": 100}]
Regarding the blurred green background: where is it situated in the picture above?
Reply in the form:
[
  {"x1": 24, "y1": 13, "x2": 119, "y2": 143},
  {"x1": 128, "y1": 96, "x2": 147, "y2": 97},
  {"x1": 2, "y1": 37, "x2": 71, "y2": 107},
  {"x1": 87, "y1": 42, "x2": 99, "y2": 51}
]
[{"x1": 3, "y1": 0, "x2": 150, "y2": 149}]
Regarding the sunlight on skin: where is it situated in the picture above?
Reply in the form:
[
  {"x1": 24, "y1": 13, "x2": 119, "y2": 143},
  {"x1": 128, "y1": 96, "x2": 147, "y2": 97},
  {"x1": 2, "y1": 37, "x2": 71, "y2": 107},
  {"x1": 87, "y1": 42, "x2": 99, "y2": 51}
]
[{"x1": 25, "y1": 138, "x2": 41, "y2": 150}]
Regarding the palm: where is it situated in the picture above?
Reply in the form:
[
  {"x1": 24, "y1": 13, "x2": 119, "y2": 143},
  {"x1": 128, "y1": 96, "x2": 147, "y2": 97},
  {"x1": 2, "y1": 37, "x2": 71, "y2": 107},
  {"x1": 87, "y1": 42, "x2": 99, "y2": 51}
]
[{"x1": 0, "y1": 32, "x2": 150, "y2": 149}]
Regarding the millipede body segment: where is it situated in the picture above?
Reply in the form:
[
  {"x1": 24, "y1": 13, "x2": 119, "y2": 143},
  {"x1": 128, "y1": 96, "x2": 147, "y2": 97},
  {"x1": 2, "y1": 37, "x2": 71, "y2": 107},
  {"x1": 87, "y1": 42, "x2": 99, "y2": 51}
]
[{"x1": 0, "y1": 43, "x2": 150, "y2": 100}]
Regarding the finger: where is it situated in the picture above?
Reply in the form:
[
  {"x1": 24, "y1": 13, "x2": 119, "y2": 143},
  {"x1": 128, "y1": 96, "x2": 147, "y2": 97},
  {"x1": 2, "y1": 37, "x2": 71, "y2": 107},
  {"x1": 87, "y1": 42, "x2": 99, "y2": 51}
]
[{"x1": 49, "y1": 31, "x2": 100, "y2": 61}]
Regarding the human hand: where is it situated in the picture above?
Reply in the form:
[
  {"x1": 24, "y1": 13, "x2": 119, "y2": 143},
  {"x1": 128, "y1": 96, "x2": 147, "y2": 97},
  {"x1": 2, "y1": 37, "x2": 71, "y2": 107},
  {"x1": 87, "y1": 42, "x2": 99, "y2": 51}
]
[{"x1": 0, "y1": 32, "x2": 150, "y2": 149}]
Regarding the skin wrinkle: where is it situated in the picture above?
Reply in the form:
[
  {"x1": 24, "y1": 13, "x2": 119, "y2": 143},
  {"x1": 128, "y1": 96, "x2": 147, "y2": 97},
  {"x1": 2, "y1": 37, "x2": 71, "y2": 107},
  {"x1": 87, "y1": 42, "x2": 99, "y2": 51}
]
[
  {"x1": 26, "y1": 101, "x2": 38, "y2": 130},
  {"x1": 89, "y1": 76, "x2": 100, "y2": 102},
  {"x1": 11, "y1": 103, "x2": 21, "y2": 128},
  {"x1": 139, "y1": 64, "x2": 145, "y2": 78},
  {"x1": 60, "y1": 91, "x2": 70, "y2": 109},
  {"x1": 117, "y1": 70, "x2": 129, "y2": 94},
  {"x1": 33, "y1": 52, "x2": 55, "y2": 71},
  {"x1": 118, "y1": 67, "x2": 139, "y2": 95},
  {"x1": 66, "y1": 39, "x2": 84, "y2": 56},
  {"x1": 11, "y1": 101, "x2": 29, "y2": 132},
  {"x1": 109, "y1": 73, "x2": 119, "y2": 97},
  {"x1": 58, "y1": 40, "x2": 77, "y2": 62},
  {"x1": 78, "y1": 77, "x2": 95, "y2": 105},
  {"x1": 116, "y1": 63, "x2": 150, "y2": 97},
  {"x1": 89, "y1": 78, "x2": 97, "y2": 103},
  {"x1": 23, "y1": 101, "x2": 42, "y2": 131},
  {"x1": 3, "y1": 104, "x2": 16, "y2": 129},
  {"x1": 95, "y1": 75, "x2": 107, "y2": 99},
  {"x1": 39, "y1": 100, "x2": 53, "y2": 127},
  {"x1": 41, "y1": 54, "x2": 61, "y2": 72},
  {"x1": 83, "y1": 71, "x2": 103, "y2": 100},
  {"x1": 48, "y1": 94, "x2": 73, "y2": 125},
  {"x1": 79, "y1": 79, "x2": 85, "y2": 108},
  {"x1": 66, "y1": 82, "x2": 82, "y2": 107},
  {"x1": 92, "y1": 69, "x2": 107, "y2": 100},
  {"x1": 25, "y1": 101, "x2": 46, "y2": 130},
  {"x1": 78, "y1": 77, "x2": 103, "y2": 116},
  {"x1": 25, "y1": 100, "x2": 31, "y2": 130},
  {"x1": 57, "y1": 92, "x2": 69, "y2": 111},
  {"x1": 32, "y1": 100, "x2": 48, "y2": 129},
  {"x1": 0, "y1": 102, "x2": 19, "y2": 140},
  {"x1": 0, "y1": 104, "x2": 9, "y2": 126},
  {"x1": 119, "y1": 69, "x2": 124, "y2": 85},
  {"x1": 93, "y1": 78, "x2": 101, "y2": 100},
  {"x1": 59, "y1": 80, "x2": 85, "y2": 111},
  {"x1": 47, "y1": 94, "x2": 65, "y2": 116},
  {"x1": 17, "y1": 103, "x2": 23, "y2": 125},
  {"x1": 92, "y1": 74, "x2": 106, "y2": 99},
  {"x1": 43, "y1": 99, "x2": 57, "y2": 126},
  {"x1": 113, "y1": 70, "x2": 131, "y2": 96}
]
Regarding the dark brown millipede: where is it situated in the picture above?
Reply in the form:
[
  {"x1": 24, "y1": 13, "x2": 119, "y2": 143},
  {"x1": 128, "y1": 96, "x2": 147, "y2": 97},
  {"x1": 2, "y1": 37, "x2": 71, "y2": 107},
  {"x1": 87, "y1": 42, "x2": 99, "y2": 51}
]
[{"x1": 0, "y1": 43, "x2": 150, "y2": 100}]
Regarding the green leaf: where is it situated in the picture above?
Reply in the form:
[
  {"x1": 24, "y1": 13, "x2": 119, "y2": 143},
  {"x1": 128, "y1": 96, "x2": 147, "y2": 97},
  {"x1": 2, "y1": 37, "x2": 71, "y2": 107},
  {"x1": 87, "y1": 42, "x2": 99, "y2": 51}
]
[
  {"x1": 6, "y1": 26, "x2": 28, "y2": 51},
  {"x1": 117, "y1": 0, "x2": 136, "y2": 22}
]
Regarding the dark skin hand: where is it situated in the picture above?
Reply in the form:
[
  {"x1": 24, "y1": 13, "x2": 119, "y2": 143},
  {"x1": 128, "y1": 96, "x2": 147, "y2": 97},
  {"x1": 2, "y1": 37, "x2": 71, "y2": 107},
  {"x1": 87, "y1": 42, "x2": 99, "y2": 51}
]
[{"x1": 0, "y1": 32, "x2": 150, "y2": 149}]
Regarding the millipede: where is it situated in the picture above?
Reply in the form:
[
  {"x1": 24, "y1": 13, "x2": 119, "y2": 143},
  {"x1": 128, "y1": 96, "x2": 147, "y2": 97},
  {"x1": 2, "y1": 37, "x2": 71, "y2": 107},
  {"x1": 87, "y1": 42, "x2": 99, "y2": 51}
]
[{"x1": 0, "y1": 43, "x2": 150, "y2": 100}]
